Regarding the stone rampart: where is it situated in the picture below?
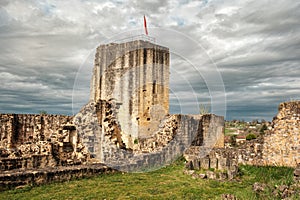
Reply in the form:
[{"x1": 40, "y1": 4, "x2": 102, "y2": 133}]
[{"x1": 184, "y1": 101, "x2": 300, "y2": 171}]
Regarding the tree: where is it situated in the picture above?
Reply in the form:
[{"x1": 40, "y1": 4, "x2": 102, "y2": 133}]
[
  {"x1": 39, "y1": 110, "x2": 48, "y2": 115},
  {"x1": 230, "y1": 135, "x2": 237, "y2": 146},
  {"x1": 260, "y1": 124, "x2": 268, "y2": 134}
]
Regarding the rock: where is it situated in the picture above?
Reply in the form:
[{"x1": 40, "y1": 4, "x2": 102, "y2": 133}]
[
  {"x1": 193, "y1": 159, "x2": 200, "y2": 170},
  {"x1": 252, "y1": 182, "x2": 266, "y2": 193},
  {"x1": 187, "y1": 170, "x2": 195, "y2": 175},
  {"x1": 273, "y1": 184, "x2": 295, "y2": 199},
  {"x1": 227, "y1": 167, "x2": 238, "y2": 180},
  {"x1": 294, "y1": 168, "x2": 300, "y2": 182},
  {"x1": 198, "y1": 173, "x2": 207, "y2": 179},
  {"x1": 206, "y1": 171, "x2": 216, "y2": 179},
  {"x1": 281, "y1": 189, "x2": 290, "y2": 199},
  {"x1": 191, "y1": 174, "x2": 197, "y2": 179},
  {"x1": 218, "y1": 172, "x2": 228, "y2": 180},
  {"x1": 183, "y1": 170, "x2": 195, "y2": 175},
  {"x1": 221, "y1": 194, "x2": 237, "y2": 200},
  {"x1": 278, "y1": 185, "x2": 288, "y2": 192}
]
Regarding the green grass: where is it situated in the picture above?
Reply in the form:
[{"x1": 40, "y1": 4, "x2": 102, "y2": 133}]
[
  {"x1": 224, "y1": 128, "x2": 236, "y2": 135},
  {"x1": 0, "y1": 159, "x2": 298, "y2": 200}
]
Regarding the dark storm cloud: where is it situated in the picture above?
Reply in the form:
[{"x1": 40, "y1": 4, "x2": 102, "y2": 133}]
[{"x1": 0, "y1": 0, "x2": 299, "y2": 121}]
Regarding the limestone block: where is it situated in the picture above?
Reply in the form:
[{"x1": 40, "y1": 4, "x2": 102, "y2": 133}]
[
  {"x1": 200, "y1": 157, "x2": 210, "y2": 169},
  {"x1": 210, "y1": 158, "x2": 218, "y2": 169}
]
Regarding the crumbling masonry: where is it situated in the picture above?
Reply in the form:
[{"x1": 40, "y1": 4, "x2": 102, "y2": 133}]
[
  {"x1": 184, "y1": 101, "x2": 300, "y2": 180},
  {"x1": 0, "y1": 39, "x2": 225, "y2": 188},
  {"x1": 74, "y1": 40, "x2": 224, "y2": 171},
  {"x1": 0, "y1": 39, "x2": 299, "y2": 188}
]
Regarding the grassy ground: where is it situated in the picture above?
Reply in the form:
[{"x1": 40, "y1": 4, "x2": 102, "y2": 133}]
[
  {"x1": 0, "y1": 159, "x2": 298, "y2": 200},
  {"x1": 224, "y1": 128, "x2": 236, "y2": 135}
]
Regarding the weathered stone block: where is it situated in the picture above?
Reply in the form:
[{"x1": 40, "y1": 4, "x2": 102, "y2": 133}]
[
  {"x1": 193, "y1": 159, "x2": 200, "y2": 170},
  {"x1": 200, "y1": 157, "x2": 210, "y2": 169},
  {"x1": 210, "y1": 158, "x2": 218, "y2": 169}
]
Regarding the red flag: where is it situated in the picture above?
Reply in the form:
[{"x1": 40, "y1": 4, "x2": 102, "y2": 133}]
[{"x1": 144, "y1": 15, "x2": 148, "y2": 35}]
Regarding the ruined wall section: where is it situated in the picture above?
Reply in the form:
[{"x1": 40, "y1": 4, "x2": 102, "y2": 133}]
[
  {"x1": 201, "y1": 114, "x2": 225, "y2": 148},
  {"x1": 75, "y1": 103, "x2": 225, "y2": 172},
  {"x1": 0, "y1": 114, "x2": 90, "y2": 171},
  {"x1": 184, "y1": 138, "x2": 264, "y2": 170},
  {"x1": 263, "y1": 101, "x2": 300, "y2": 167},
  {"x1": 90, "y1": 40, "x2": 169, "y2": 141},
  {"x1": 184, "y1": 101, "x2": 300, "y2": 169},
  {"x1": 0, "y1": 114, "x2": 72, "y2": 148},
  {"x1": 101, "y1": 114, "x2": 224, "y2": 172}
]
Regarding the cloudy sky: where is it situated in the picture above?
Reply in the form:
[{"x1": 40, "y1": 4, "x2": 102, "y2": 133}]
[{"x1": 0, "y1": 0, "x2": 299, "y2": 121}]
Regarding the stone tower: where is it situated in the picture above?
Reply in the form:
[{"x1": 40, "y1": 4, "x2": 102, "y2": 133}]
[{"x1": 90, "y1": 40, "x2": 170, "y2": 142}]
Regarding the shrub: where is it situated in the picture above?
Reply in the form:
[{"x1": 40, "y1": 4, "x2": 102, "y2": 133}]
[
  {"x1": 260, "y1": 124, "x2": 268, "y2": 134},
  {"x1": 230, "y1": 135, "x2": 237, "y2": 146},
  {"x1": 246, "y1": 133, "x2": 257, "y2": 140},
  {"x1": 199, "y1": 104, "x2": 210, "y2": 115},
  {"x1": 39, "y1": 110, "x2": 47, "y2": 115}
]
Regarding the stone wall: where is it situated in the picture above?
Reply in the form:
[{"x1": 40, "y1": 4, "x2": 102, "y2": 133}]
[
  {"x1": 184, "y1": 147, "x2": 239, "y2": 180},
  {"x1": 184, "y1": 101, "x2": 300, "y2": 171},
  {"x1": 184, "y1": 138, "x2": 264, "y2": 170},
  {"x1": 263, "y1": 101, "x2": 300, "y2": 167},
  {"x1": 75, "y1": 102, "x2": 225, "y2": 172},
  {"x1": 0, "y1": 114, "x2": 72, "y2": 148},
  {"x1": 0, "y1": 114, "x2": 90, "y2": 171},
  {"x1": 0, "y1": 164, "x2": 115, "y2": 191},
  {"x1": 0, "y1": 113, "x2": 117, "y2": 190}
]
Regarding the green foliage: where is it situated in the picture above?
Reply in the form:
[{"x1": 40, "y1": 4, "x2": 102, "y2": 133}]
[
  {"x1": 246, "y1": 133, "x2": 257, "y2": 140},
  {"x1": 199, "y1": 104, "x2": 210, "y2": 115},
  {"x1": 208, "y1": 168, "x2": 215, "y2": 172},
  {"x1": 260, "y1": 124, "x2": 268, "y2": 134},
  {"x1": 134, "y1": 139, "x2": 138, "y2": 144},
  {"x1": 230, "y1": 135, "x2": 237, "y2": 146},
  {"x1": 225, "y1": 128, "x2": 235, "y2": 135},
  {"x1": 39, "y1": 110, "x2": 48, "y2": 115},
  {"x1": 239, "y1": 165, "x2": 294, "y2": 185}
]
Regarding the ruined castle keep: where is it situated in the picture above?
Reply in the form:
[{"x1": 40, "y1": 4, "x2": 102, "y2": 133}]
[
  {"x1": 91, "y1": 40, "x2": 170, "y2": 140},
  {"x1": 75, "y1": 40, "x2": 224, "y2": 171}
]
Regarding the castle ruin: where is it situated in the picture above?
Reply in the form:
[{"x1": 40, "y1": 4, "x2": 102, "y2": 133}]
[
  {"x1": 4, "y1": 39, "x2": 299, "y2": 188},
  {"x1": 0, "y1": 39, "x2": 224, "y2": 176},
  {"x1": 184, "y1": 100, "x2": 300, "y2": 179},
  {"x1": 74, "y1": 40, "x2": 224, "y2": 171}
]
